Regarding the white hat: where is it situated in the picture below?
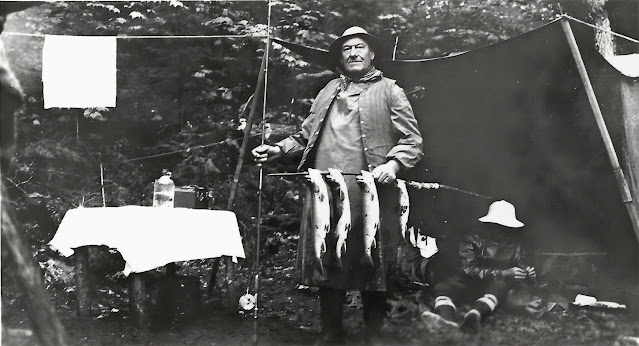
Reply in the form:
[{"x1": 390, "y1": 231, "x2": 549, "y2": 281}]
[{"x1": 478, "y1": 200, "x2": 524, "y2": 228}]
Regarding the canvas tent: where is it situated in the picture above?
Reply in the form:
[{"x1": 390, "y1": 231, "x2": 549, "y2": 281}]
[{"x1": 274, "y1": 17, "x2": 639, "y2": 282}]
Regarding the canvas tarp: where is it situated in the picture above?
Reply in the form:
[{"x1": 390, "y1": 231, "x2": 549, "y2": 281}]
[{"x1": 274, "y1": 18, "x2": 639, "y2": 280}]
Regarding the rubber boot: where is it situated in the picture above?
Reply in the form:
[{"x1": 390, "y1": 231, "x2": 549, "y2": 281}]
[
  {"x1": 421, "y1": 296, "x2": 459, "y2": 329},
  {"x1": 462, "y1": 294, "x2": 497, "y2": 333},
  {"x1": 318, "y1": 288, "x2": 346, "y2": 345},
  {"x1": 362, "y1": 291, "x2": 387, "y2": 345}
]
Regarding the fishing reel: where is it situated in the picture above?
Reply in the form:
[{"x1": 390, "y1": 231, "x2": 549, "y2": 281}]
[{"x1": 239, "y1": 288, "x2": 257, "y2": 310}]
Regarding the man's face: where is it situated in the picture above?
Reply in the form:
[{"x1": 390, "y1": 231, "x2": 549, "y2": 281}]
[{"x1": 339, "y1": 37, "x2": 375, "y2": 77}]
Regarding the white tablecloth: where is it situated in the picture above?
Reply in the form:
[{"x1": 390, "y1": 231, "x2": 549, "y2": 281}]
[{"x1": 49, "y1": 206, "x2": 245, "y2": 275}]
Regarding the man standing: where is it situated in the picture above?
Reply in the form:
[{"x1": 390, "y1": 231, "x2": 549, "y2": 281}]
[{"x1": 252, "y1": 26, "x2": 423, "y2": 344}]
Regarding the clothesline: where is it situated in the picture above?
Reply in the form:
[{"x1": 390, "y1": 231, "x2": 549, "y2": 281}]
[
  {"x1": 3, "y1": 128, "x2": 278, "y2": 191},
  {"x1": 3, "y1": 15, "x2": 636, "y2": 44},
  {"x1": 124, "y1": 127, "x2": 286, "y2": 162},
  {"x1": 124, "y1": 133, "x2": 261, "y2": 162},
  {"x1": 1, "y1": 32, "x2": 268, "y2": 39}
]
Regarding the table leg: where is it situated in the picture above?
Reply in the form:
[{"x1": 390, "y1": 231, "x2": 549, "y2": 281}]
[
  {"x1": 128, "y1": 274, "x2": 149, "y2": 341},
  {"x1": 207, "y1": 257, "x2": 221, "y2": 296},
  {"x1": 166, "y1": 262, "x2": 177, "y2": 276},
  {"x1": 224, "y1": 256, "x2": 238, "y2": 313},
  {"x1": 75, "y1": 247, "x2": 91, "y2": 316}
]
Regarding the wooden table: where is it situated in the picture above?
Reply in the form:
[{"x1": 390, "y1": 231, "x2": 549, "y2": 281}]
[{"x1": 49, "y1": 206, "x2": 245, "y2": 338}]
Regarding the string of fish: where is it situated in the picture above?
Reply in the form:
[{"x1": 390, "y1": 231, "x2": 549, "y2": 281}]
[{"x1": 267, "y1": 168, "x2": 486, "y2": 275}]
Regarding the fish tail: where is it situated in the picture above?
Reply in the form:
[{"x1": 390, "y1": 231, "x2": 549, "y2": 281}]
[
  {"x1": 335, "y1": 255, "x2": 343, "y2": 271},
  {"x1": 403, "y1": 228, "x2": 412, "y2": 245},
  {"x1": 409, "y1": 227, "x2": 417, "y2": 246},
  {"x1": 308, "y1": 256, "x2": 324, "y2": 276},
  {"x1": 334, "y1": 240, "x2": 347, "y2": 271},
  {"x1": 360, "y1": 253, "x2": 374, "y2": 272}
]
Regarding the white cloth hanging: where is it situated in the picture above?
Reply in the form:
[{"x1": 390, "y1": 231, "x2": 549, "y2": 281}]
[{"x1": 42, "y1": 35, "x2": 117, "y2": 109}]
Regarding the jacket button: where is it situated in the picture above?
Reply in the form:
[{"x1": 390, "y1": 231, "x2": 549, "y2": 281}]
[
  {"x1": 361, "y1": 134, "x2": 366, "y2": 138},
  {"x1": 364, "y1": 148, "x2": 368, "y2": 151},
  {"x1": 360, "y1": 120, "x2": 364, "y2": 124}
]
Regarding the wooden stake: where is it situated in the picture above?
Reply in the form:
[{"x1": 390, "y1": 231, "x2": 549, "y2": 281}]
[
  {"x1": 100, "y1": 164, "x2": 106, "y2": 207},
  {"x1": 76, "y1": 112, "x2": 79, "y2": 142},
  {"x1": 227, "y1": 44, "x2": 269, "y2": 211},
  {"x1": 393, "y1": 36, "x2": 399, "y2": 61}
]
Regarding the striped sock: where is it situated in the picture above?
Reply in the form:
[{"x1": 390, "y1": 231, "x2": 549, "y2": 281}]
[
  {"x1": 475, "y1": 294, "x2": 498, "y2": 316},
  {"x1": 434, "y1": 296, "x2": 456, "y2": 321}
]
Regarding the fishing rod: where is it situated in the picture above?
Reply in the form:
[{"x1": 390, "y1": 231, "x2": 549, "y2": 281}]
[
  {"x1": 267, "y1": 171, "x2": 360, "y2": 176},
  {"x1": 266, "y1": 171, "x2": 493, "y2": 199},
  {"x1": 409, "y1": 181, "x2": 492, "y2": 199},
  {"x1": 249, "y1": 2, "x2": 272, "y2": 345}
]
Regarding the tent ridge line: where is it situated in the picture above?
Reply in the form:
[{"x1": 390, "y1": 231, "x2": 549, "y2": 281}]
[{"x1": 564, "y1": 14, "x2": 639, "y2": 44}]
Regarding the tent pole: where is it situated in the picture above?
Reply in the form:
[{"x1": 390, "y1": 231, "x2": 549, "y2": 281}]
[{"x1": 561, "y1": 17, "x2": 639, "y2": 247}]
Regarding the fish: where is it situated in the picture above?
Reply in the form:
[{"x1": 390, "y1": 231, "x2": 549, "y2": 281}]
[
  {"x1": 408, "y1": 226, "x2": 418, "y2": 247},
  {"x1": 356, "y1": 170, "x2": 380, "y2": 272},
  {"x1": 303, "y1": 168, "x2": 331, "y2": 276},
  {"x1": 325, "y1": 168, "x2": 352, "y2": 271},
  {"x1": 397, "y1": 179, "x2": 410, "y2": 243}
]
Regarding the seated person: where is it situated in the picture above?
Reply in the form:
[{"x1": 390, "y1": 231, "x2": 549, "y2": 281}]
[{"x1": 422, "y1": 200, "x2": 536, "y2": 332}]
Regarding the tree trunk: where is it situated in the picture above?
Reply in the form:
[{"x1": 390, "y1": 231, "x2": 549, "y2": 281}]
[
  {"x1": 560, "y1": 0, "x2": 617, "y2": 56},
  {"x1": 587, "y1": 0, "x2": 615, "y2": 56},
  {"x1": 1, "y1": 182, "x2": 68, "y2": 346}
]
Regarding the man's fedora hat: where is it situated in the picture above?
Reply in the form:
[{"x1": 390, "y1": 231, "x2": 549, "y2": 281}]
[
  {"x1": 328, "y1": 26, "x2": 380, "y2": 58},
  {"x1": 478, "y1": 200, "x2": 524, "y2": 228}
]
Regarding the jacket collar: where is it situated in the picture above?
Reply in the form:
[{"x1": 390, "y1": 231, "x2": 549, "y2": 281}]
[{"x1": 339, "y1": 68, "x2": 382, "y2": 90}]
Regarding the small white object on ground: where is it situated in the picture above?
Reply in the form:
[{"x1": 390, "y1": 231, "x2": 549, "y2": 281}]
[
  {"x1": 239, "y1": 293, "x2": 256, "y2": 310},
  {"x1": 573, "y1": 294, "x2": 626, "y2": 309}
]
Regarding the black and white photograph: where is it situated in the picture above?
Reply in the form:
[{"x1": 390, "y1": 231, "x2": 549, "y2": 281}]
[{"x1": 1, "y1": 0, "x2": 638, "y2": 345}]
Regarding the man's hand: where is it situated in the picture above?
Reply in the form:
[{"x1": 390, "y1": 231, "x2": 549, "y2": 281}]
[
  {"x1": 524, "y1": 266, "x2": 536, "y2": 279},
  {"x1": 251, "y1": 144, "x2": 282, "y2": 164},
  {"x1": 372, "y1": 160, "x2": 400, "y2": 184},
  {"x1": 502, "y1": 267, "x2": 528, "y2": 280}
]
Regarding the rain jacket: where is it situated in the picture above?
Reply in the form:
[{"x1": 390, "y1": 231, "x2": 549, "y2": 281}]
[
  {"x1": 276, "y1": 76, "x2": 423, "y2": 172},
  {"x1": 459, "y1": 231, "x2": 526, "y2": 280}
]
